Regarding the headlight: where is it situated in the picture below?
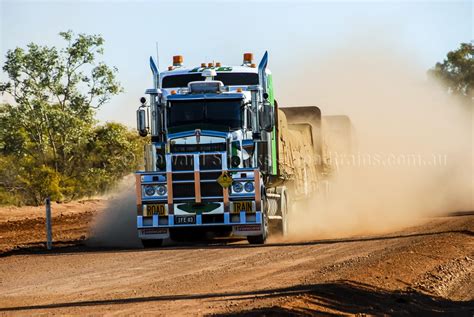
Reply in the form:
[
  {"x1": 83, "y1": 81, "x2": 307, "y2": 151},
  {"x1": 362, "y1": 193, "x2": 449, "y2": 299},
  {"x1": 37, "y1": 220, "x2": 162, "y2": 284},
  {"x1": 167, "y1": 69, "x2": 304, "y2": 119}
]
[
  {"x1": 156, "y1": 184, "x2": 167, "y2": 196},
  {"x1": 232, "y1": 181, "x2": 243, "y2": 193},
  {"x1": 244, "y1": 181, "x2": 254, "y2": 192},
  {"x1": 144, "y1": 185, "x2": 155, "y2": 196}
]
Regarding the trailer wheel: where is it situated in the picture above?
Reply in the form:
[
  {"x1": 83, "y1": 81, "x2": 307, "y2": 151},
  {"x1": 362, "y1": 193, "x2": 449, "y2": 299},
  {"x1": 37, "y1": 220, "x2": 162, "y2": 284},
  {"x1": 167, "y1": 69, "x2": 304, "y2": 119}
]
[{"x1": 141, "y1": 239, "x2": 163, "y2": 248}]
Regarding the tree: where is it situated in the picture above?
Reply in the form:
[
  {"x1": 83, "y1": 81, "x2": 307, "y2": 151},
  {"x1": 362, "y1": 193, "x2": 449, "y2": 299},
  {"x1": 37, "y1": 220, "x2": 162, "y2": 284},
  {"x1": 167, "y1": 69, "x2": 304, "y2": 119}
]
[
  {"x1": 0, "y1": 31, "x2": 141, "y2": 205},
  {"x1": 429, "y1": 42, "x2": 474, "y2": 102},
  {"x1": 1, "y1": 30, "x2": 122, "y2": 171}
]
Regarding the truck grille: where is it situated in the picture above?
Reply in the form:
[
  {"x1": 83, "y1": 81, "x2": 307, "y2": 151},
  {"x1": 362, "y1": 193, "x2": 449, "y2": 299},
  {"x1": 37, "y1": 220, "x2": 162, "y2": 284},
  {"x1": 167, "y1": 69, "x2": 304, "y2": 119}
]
[
  {"x1": 173, "y1": 183, "x2": 195, "y2": 199},
  {"x1": 201, "y1": 182, "x2": 223, "y2": 197},
  {"x1": 200, "y1": 171, "x2": 221, "y2": 180},
  {"x1": 200, "y1": 154, "x2": 222, "y2": 170},
  {"x1": 169, "y1": 153, "x2": 225, "y2": 201},
  {"x1": 173, "y1": 172, "x2": 194, "y2": 181},
  {"x1": 172, "y1": 155, "x2": 194, "y2": 171},
  {"x1": 171, "y1": 154, "x2": 223, "y2": 171},
  {"x1": 171, "y1": 181, "x2": 223, "y2": 199}
]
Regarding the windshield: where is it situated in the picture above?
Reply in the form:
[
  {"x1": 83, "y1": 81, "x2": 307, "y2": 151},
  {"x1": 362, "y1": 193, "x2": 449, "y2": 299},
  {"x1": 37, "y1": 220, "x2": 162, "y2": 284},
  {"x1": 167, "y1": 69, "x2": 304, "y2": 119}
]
[{"x1": 168, "y1": 99, "x2": 243, "y2": 132}]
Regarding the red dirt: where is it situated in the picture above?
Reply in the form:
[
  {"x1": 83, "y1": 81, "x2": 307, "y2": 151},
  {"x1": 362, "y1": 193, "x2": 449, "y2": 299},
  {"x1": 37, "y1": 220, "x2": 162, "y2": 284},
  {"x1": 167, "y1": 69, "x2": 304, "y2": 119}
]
[{"x1": 0, "y1": 201, "x2": 472, "y2": 315}]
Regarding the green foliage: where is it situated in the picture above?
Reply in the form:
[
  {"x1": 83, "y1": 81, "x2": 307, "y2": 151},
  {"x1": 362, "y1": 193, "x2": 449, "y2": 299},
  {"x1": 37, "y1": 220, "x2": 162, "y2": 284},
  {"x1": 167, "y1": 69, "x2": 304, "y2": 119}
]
[
  {"x1": 26, "y1": 165, "x2": 62, "y2": 205},
  {"x1": 0, "y1": 31, "x2": 142, "y2": 205},
  {"x1": 429, "y1": 42, "x2": 474, "y2": 102}
]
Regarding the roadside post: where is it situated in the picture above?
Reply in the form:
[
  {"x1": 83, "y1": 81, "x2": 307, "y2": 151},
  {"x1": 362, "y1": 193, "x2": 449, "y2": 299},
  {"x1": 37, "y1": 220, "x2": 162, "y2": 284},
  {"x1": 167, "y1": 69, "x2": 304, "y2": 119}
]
[{"x1": 45, "y1": 197, "x2": 52, "y2": 250}]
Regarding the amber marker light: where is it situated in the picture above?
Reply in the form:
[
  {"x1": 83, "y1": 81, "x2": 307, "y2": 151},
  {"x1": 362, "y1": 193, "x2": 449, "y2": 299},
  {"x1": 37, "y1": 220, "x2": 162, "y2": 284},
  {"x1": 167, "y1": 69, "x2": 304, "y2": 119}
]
[
  {"x1": 173, "y1": 55, "x2": 183, "y2": 66},
  {"x1": 243, "y1": 53, "x2": 253, "y2": 64}
]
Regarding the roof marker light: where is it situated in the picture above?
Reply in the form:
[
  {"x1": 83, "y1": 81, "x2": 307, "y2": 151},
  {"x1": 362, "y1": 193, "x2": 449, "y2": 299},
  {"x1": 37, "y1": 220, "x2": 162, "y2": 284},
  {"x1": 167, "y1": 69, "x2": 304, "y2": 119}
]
[
  {"x1": 236, "y1": 88, "x2": 243, "y2": 92},
  {"x1": 250, "y1": 63, "x2": 256, "y2": 68},
  {"x1": 216, "y1": 62, "x2": 221, "y2": 67},
  {"x1": 201, "y1": 63, "x2": 206, "y2": 67},
  {"x1": 243, "y1": 53, "x2": 253, "y2": 65},
  {"x1": 168, "y1": 66, "x2": 173, "y2": 71},
  {"x1": 173, "y1": 55, "x2": 183, "y2": 66},
  {"x1": 208, "y1": 62, "x2": 214, "y2": 68},
  {"x1": 170, "y1": 90, "x2": 177, "y2": 95}
]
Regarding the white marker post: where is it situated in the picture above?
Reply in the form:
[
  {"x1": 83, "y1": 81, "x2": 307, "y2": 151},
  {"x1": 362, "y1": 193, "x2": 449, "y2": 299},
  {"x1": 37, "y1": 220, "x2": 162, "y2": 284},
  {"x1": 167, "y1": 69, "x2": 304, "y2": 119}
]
[{"x1": 45, "y1": 197, "x2": 52, "y2": 250}]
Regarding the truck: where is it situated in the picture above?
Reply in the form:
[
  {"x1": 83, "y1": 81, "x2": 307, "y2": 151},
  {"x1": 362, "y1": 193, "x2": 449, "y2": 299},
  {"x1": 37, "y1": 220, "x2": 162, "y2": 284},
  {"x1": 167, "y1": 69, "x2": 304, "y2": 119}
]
[{"x1": 135, "y1": 52, "x2": 332, "y2": 246}]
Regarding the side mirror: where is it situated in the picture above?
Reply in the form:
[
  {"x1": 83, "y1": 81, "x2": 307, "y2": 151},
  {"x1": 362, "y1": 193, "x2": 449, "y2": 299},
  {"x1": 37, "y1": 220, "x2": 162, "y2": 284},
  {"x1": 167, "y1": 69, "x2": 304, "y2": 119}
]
[
  {"x1": 259, "y1": 101, "x2": 274, "y2": 132},
  {"x1": 137, "y1": 108, "x2": 148, "y2": 137}
]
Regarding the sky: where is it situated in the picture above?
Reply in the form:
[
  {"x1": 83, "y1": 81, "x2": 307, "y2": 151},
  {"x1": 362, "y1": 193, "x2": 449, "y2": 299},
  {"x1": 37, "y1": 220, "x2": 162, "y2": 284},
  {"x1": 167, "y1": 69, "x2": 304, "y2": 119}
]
[{"x1": 0, "y1": 0, "x2": 472, "y2": 127}]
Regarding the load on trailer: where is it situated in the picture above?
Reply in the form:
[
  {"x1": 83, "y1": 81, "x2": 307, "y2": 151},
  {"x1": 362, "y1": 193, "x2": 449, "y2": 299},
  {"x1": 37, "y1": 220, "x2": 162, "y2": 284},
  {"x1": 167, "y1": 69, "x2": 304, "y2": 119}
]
[{"x1": 135, "y1": 52, "x2": 338, "y2": 246}]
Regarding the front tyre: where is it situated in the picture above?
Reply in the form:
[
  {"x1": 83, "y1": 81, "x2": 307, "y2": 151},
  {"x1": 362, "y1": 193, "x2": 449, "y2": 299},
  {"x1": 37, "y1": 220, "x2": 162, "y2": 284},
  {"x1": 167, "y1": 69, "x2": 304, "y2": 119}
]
[
  {"x1": 141, "y1": 239, "x2": 163, "y2": 248},
  {"x1": 247, "y1": 234, "x2": 266, "y2": 245},
  {"x1": 247, "y1": 195, "x2": 268, "y2": 245}
]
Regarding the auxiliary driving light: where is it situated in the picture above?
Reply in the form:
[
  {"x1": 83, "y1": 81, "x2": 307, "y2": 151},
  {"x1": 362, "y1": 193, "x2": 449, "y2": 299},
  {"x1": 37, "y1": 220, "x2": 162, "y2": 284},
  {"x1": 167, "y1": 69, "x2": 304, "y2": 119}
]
[
  {"x1": 232, "y1": 181, "x2": 243, "y2": 193},
  {"x1": 144, "y1": 185, "x2": 155, "y2": 196},
  {"x1": 244, "y1": 182, "x2": 254, "y2": 193},
  {"x1": 156, "y1": 185, "x2": 167, "y2": 196}
]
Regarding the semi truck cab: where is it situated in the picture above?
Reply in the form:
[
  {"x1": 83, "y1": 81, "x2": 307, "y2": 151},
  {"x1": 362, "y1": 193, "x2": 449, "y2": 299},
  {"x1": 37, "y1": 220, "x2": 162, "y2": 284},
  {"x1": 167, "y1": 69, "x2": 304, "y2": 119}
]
[{"x1": 135, "y1": 53, "x2": 277, "y2": 246}]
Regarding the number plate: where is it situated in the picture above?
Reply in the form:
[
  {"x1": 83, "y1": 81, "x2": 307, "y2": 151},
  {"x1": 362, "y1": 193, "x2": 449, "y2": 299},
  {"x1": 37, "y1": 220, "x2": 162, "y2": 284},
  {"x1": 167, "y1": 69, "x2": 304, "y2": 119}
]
[
  {"x1": 175, "y1": 215, "x2": 196, "y2": 225},
  {"x1": 232, "y1": 201, "x2": 253, "y2": 213},
  {"x1": 143, "y1": 204, "x2": 166, "y2": 217}
]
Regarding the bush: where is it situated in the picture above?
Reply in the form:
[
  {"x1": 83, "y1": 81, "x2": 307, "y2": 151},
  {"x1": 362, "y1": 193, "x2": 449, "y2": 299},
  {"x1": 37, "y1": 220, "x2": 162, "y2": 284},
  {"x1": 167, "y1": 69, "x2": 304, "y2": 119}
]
[
  {"x1": 0, "y1": 117, "x2": 144, "y2": 205},
  {"x1": 0, "y1": 31, "x2": 139, "y2": 206}
]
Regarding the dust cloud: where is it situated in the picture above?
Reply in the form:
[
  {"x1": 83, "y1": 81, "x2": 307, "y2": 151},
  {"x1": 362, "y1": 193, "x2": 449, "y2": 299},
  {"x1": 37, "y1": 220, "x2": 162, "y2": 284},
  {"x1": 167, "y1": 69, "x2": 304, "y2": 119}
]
[
  {"x1": 87, "y1": 175, "x2": 142, "y2": 248},
  {"x1": 282, "y1": 39, "x2": 473, "y2": 239},
  {"x1": 88, "y1": 39, "x2": 472, "y2": 244}
]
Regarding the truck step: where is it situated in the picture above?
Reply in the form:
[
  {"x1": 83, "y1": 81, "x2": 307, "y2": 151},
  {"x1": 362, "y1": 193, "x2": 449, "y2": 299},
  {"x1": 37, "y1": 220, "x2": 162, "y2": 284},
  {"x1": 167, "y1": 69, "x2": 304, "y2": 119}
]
[
  {"x1": 268, "y1": 215, "x2": 283, "y2": 220},
  {"x1": 266, "y1": 193, "x2": 281, "y2": 198}
]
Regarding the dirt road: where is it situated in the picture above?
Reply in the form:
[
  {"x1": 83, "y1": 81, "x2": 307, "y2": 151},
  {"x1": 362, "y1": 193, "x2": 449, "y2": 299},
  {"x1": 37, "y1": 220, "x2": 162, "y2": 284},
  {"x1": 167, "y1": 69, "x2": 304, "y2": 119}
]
[{"x1": 0, "y1": 202, "x2": 473, "y2": 316}]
